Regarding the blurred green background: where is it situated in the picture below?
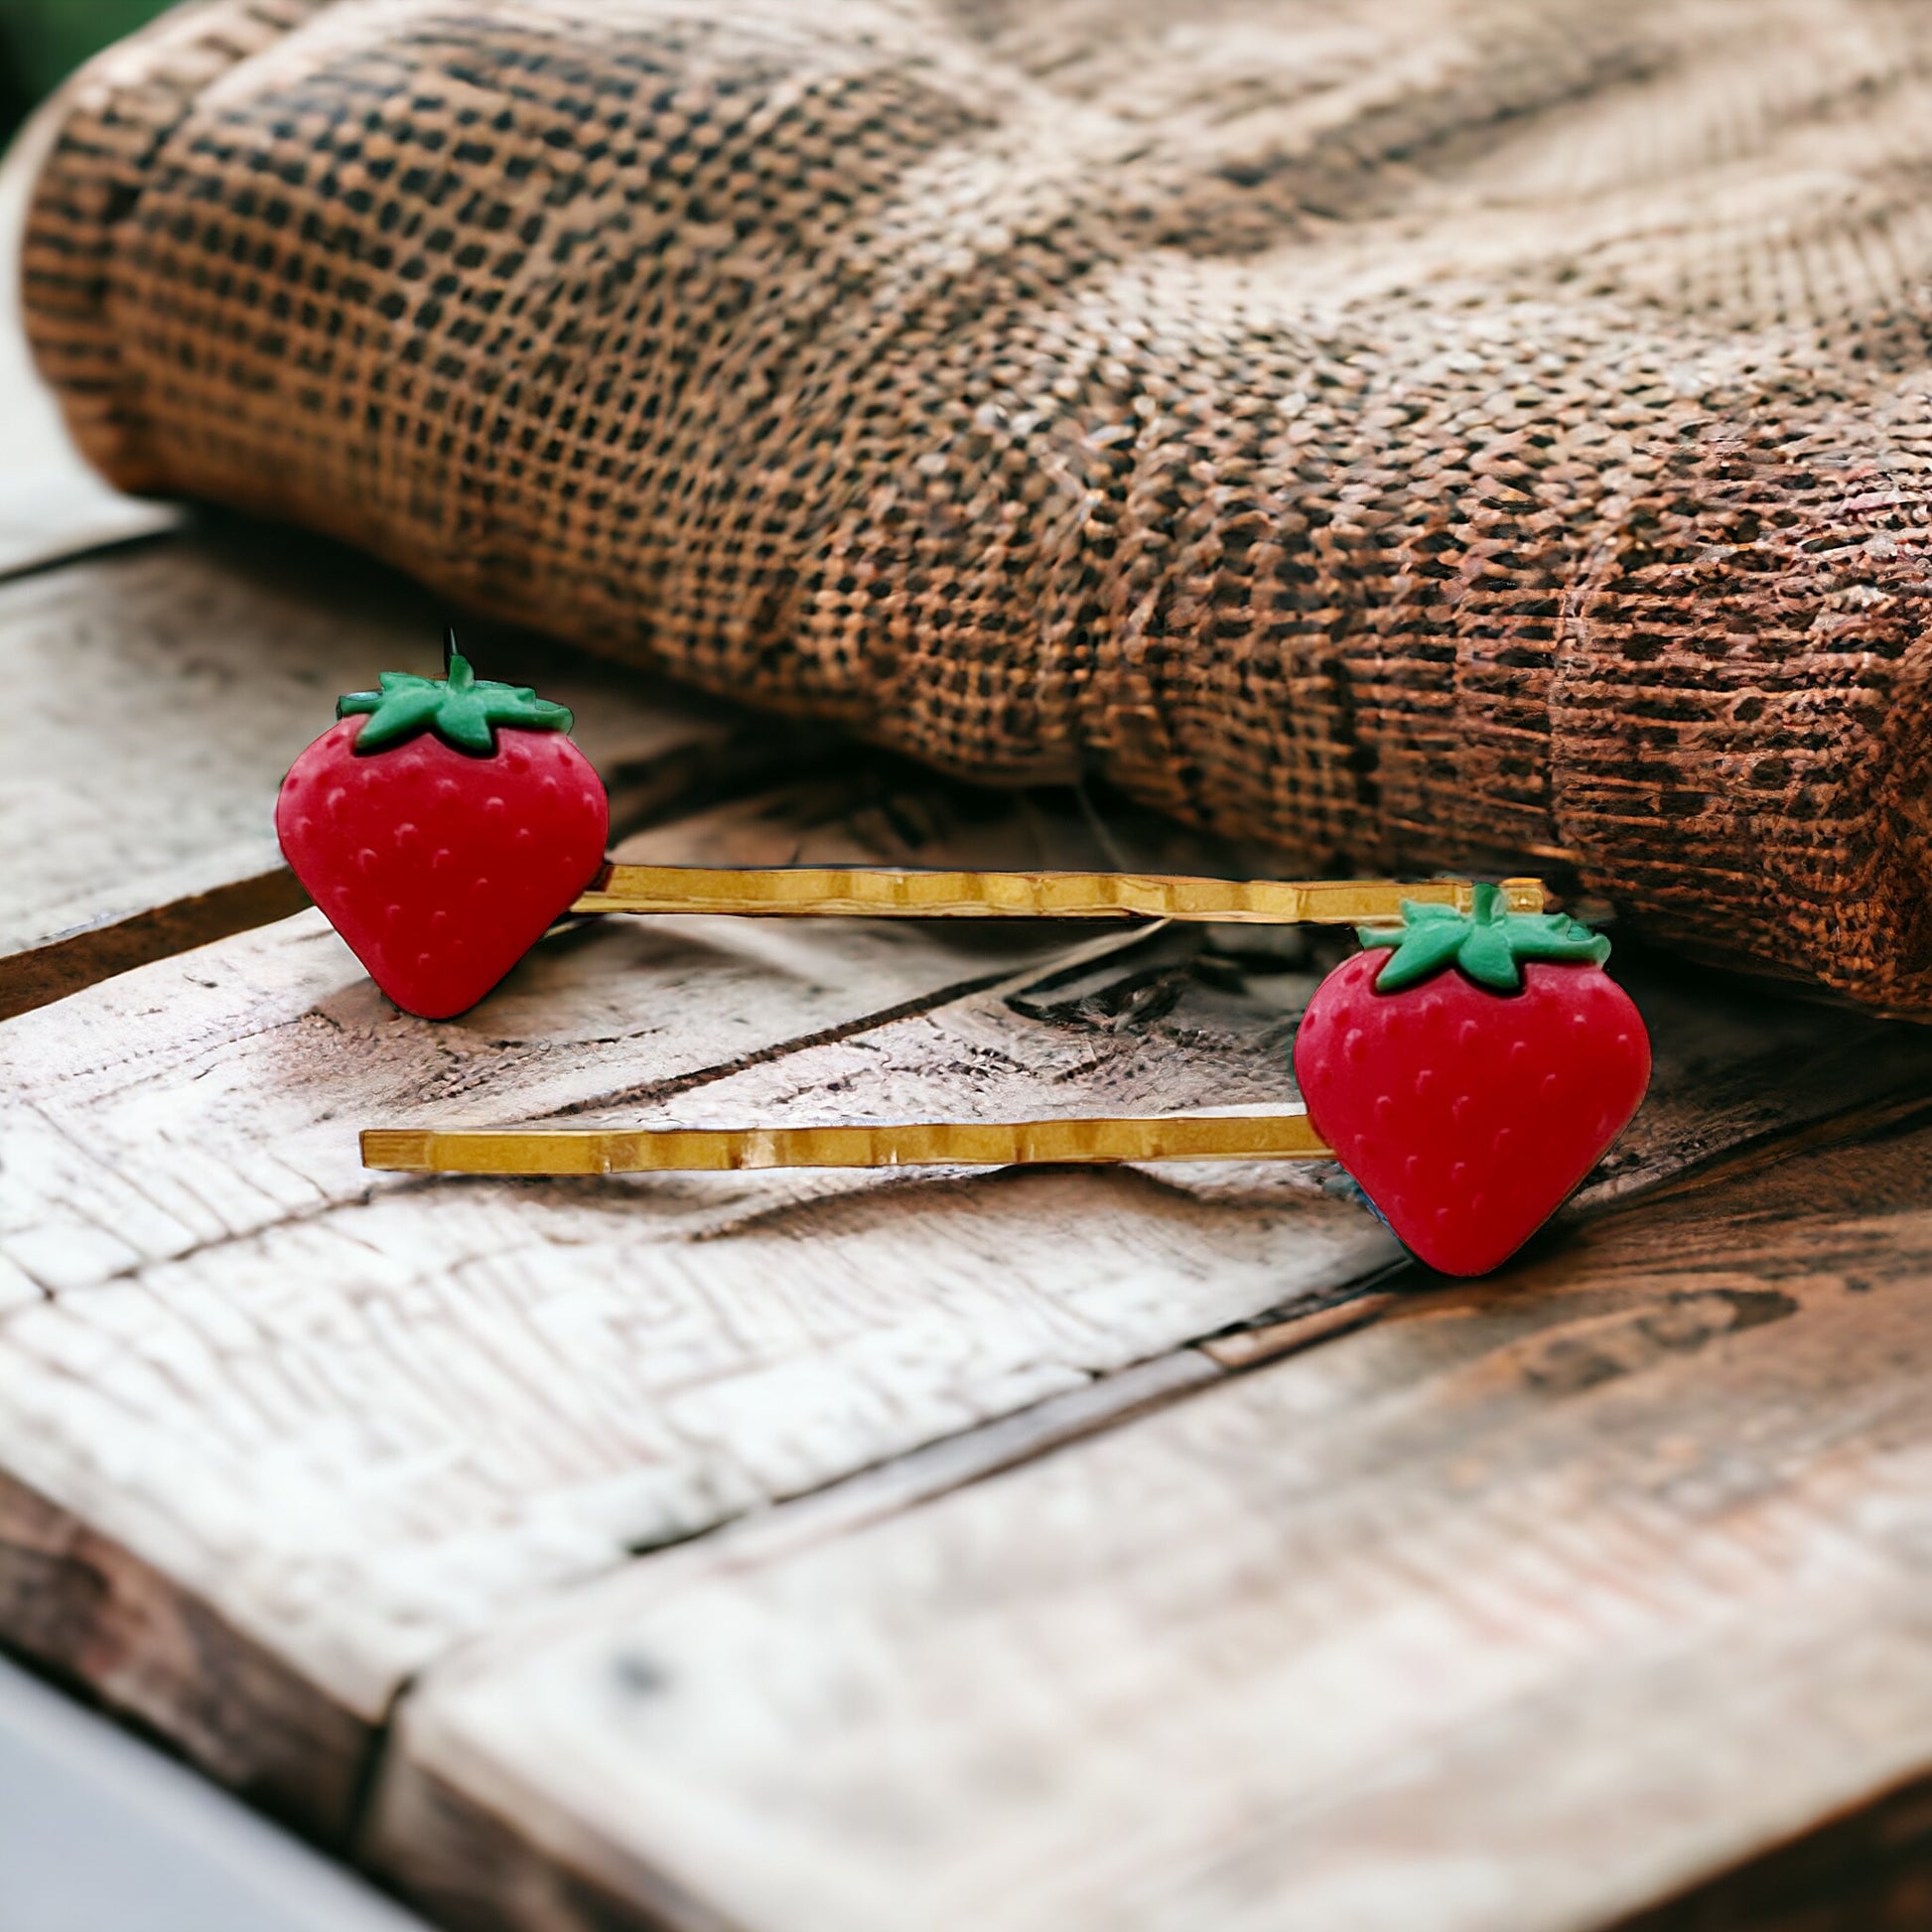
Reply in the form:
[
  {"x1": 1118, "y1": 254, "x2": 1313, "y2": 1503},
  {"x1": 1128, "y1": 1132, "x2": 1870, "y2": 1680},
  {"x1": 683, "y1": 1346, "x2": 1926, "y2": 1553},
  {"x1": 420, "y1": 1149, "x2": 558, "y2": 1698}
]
[{"x1": 0, "y1": 1, "x2": 171, "y2": 136}]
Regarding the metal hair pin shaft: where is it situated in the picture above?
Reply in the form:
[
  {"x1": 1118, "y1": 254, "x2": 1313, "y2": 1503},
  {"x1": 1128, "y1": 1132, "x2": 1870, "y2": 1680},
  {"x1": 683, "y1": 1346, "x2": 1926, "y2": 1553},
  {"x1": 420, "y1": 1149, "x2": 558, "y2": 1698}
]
[
  {"x1": 363, "y1": 873, "x2": 1551, "y2": 1175},
  {"x1": 569, "y1": 867, "x2": 1549, "y2": 925},
  {"x1": 361, "y1": 1111, "x2": 1332, "y2": 1175}
]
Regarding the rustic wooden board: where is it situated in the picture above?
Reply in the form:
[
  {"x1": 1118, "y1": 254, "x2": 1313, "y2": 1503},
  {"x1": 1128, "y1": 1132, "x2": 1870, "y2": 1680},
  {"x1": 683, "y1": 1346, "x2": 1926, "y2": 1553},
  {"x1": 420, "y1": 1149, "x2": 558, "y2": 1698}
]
[
  {"x1": 0, "y1": 843, "x2": 1397, "y2": 1835},
  {"x1": 370, "y1": 1109, "x2": 1932, "y2": 1932},
  {"x1": 9, "y1": 785, "x2": 1932, "y2": 1862}
]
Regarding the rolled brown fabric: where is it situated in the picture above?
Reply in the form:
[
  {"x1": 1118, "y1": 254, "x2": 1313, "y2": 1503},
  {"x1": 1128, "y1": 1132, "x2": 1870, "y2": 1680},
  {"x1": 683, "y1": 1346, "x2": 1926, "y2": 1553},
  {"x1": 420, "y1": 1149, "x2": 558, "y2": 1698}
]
[{"x1": 22, "y1": 0, "x2": 1932, "y2": 1010}]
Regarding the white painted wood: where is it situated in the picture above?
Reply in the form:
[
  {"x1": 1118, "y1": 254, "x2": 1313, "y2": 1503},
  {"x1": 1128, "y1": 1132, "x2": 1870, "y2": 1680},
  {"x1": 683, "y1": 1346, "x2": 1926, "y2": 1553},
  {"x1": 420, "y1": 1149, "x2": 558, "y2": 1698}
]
[{"x1": 371, "y1": 1139, "x2": 1932, "y2": 1932}]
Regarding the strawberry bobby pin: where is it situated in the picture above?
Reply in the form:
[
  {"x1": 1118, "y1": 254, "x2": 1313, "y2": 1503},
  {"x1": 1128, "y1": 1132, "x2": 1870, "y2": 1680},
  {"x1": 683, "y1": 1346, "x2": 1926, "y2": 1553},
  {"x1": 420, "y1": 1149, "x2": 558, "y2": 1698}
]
[{"x1": 277, "y1": 645, "x2": 1652, "y2": 1279}]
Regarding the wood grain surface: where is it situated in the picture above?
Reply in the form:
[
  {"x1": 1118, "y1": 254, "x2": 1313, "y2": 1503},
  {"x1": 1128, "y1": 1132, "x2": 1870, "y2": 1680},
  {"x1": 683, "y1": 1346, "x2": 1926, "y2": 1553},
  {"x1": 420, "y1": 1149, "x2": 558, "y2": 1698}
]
[
  {"x1": 371, "y1": 1116, "x2": 1932, "y2": 1932},
  {"x1": 0, "y1": 885, "x2": 1392, "y2": 1828},
  {"x1": 7, "y1": 801, "x2": 1928, "y2": 1880}
]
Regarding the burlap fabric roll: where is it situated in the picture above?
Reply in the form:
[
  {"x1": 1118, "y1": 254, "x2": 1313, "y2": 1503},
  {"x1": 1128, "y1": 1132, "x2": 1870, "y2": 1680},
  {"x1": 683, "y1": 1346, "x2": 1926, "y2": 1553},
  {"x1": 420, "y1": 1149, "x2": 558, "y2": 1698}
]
[{"x1": 22, "y1": 0, "x2": 1932, "y2": 1010}]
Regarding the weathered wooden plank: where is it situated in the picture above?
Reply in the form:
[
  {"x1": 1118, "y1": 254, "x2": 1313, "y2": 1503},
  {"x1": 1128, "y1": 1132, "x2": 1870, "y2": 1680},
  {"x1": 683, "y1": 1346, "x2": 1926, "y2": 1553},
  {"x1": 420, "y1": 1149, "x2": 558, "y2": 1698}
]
[
  {"x1": 0, "y1": 109, "x2": 179, "y2": 578},
  {"x1": 1612, "y1": 1770, "x2": 1932, "y2": 1931},
  {"x1": 0, "y1": 1464, "x2": 377, "y2": 1844},
  {"x1": 10, "y1": 717, "x2": 1932, "y2": 1829},
  {"x1": 0, "y1": 817, "x2": 1400, "y2": 1834},
  {"x1": 0, "y1": 770, "x2": 1157, "y2": 1834},
  {"x1": 0, "y1": 528, "x2": 733, "y2": 1018},
  {"x1": 9, "y1": 797, "x2": 1930, "y2": 1858},
  {"x1": 369, "y1": 1110, "x2": 1932, "y2": 1932}
]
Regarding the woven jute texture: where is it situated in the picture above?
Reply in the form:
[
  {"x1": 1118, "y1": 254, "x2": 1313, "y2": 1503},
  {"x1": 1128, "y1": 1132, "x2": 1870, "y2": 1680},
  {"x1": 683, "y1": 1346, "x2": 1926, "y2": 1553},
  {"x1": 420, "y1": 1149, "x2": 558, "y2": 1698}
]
[{"x1": 22, "y1": 0, "x2": 1932, "y2": 1009}]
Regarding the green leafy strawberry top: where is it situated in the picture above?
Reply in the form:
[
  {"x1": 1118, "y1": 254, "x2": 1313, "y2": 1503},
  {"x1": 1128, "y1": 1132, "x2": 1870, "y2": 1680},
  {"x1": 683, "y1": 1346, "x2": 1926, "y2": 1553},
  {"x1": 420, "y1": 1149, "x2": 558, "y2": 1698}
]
[
  {"x1": 1358, "y1": 883, "x2": 1609, "y2": 994},
  {"x1": 338, "y1": 652, "x2": 573, "y2": 755}
]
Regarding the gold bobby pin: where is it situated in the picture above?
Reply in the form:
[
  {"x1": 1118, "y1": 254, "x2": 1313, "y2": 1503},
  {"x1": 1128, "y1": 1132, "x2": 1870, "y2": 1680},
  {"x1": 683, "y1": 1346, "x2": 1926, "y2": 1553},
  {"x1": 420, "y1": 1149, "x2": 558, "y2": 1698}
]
[
  {"x1": 361, "y1": 873, "x2": 1551, "y2": 1176},
  {"x1": 571, "y1": 867, "x2": 1548, "y2": 924},
  {"x1": 361, "y1": 1111, "x2": 1331, "y2": 1175}
]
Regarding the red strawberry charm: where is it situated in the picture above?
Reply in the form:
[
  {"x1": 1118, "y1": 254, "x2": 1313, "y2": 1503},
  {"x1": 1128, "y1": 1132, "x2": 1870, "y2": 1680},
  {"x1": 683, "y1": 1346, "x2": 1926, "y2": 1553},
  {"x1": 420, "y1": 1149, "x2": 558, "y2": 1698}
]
[
  {"x1": 277, "y1": 650, "x2": 609, "y2": 1019},
  {"x1": 1293, "y1": 887, "x2": 1650, "y2": 1277}
]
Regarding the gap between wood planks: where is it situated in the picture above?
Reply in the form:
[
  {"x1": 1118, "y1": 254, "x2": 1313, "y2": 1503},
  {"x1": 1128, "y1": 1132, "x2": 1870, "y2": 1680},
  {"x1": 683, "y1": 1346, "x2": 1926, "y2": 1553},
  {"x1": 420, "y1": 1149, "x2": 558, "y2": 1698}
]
[
  {"x1": 0, "y1": 865, "x2": 312, "y2": 1025},
  {"x1": 0, "y1": 519, "x2": 180, "y2": 591}
]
